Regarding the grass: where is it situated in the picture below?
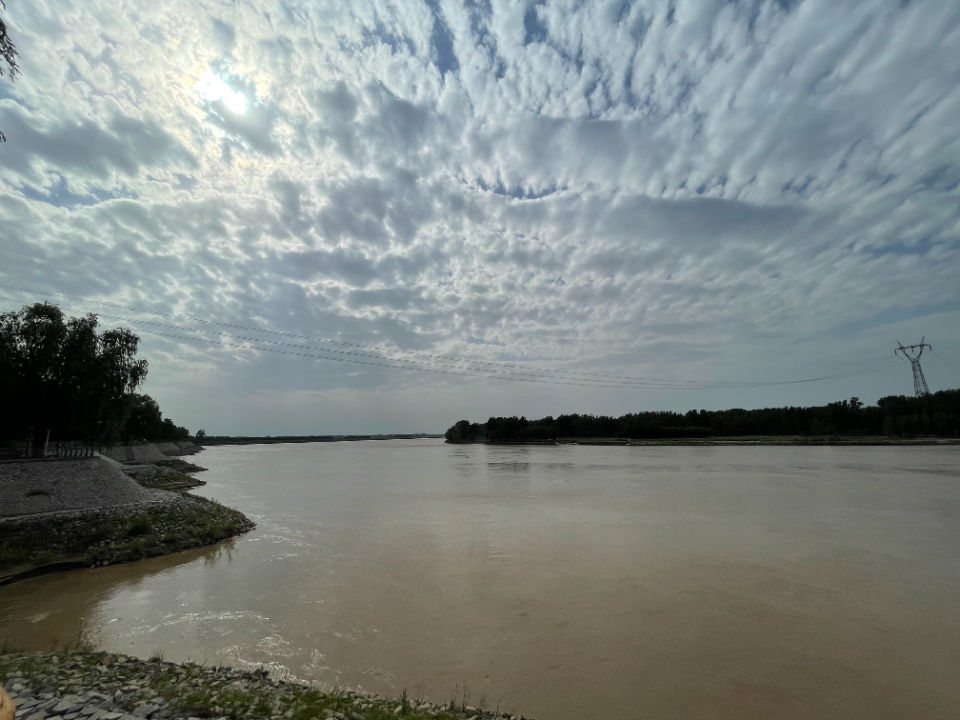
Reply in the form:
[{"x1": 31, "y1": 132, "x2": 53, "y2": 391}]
[
  {"x1": 145, "y1": 672, "x2": 468, "y2": 720},
  {"x1": 0, "y1": 495, "x2": 255, "y2": 578},
  {"x1": 0, "y1": 650, "x2": 492, "y2": 720},
  {"x1": 131, "y1": 469, "x2": 206, "y2": 491}
]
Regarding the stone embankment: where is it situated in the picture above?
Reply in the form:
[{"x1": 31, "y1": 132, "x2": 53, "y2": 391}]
[
  {"x1": 0, "y1": 458, "x2": 159, "y2": 519},
  {"x1": 120, "y1": 464, "x2": 206, "y2": 492},
  {"x1": 0, "y1": 453, "x2": 253, "y2": 584},
  {"x1": 0, "y1": 651, "x2": 527, "y2": 720},
  {"x1": 103, "y1": 441, "x2": 200, "y2": 465},
  {"x1": 0, "y1": 492, "x2": 254, "y2": 585}
]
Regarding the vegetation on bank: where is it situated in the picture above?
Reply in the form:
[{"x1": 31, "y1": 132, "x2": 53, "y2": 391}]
[
  {"x1": 123, "y1": 467, "x2": 208, "y2": 491},
  {"x1": 0, "y1": 494, "x2": 254, "y2": 582},
  {"x1": 120, "y1": 393, "x2": 192, "y2": 443},
  {"x1": 445, "y1": 389, "x2": 960, "y2": 443},
  {"x1": 0, "y1": 651, "x2": 522, "y2": 720},
  {"x1": 0, "y1": 302, "x2": 193, "y2": 457}
]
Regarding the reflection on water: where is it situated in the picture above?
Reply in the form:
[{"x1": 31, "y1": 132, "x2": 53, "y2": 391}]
[
  {"x1": 2, "y1": 440, "x2": 959, "y2": 720},
  {"x1": 0, "y1": 542, "x2": 235, "y2": 652}
]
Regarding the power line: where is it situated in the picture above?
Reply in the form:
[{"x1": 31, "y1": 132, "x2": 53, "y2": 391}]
[
  {"x1": 0, "y1": 287, "x2": 878, "y2": 391},
  {"x1": 0, "y1": 282, "x2": 854, "y2": 387},
  {"x1": 0, "y1": 281, "x2": 783, "y2": 385},
  {"x1": 931, "y1": 347, "x2": 958, "y2": 373},
  {"x1": 0, "y1": 295, "x2": 781, "y2": 390},
  {"x1": 0, "y1": 291, "x2": 878, "y2": 390},
  {"x1": 134, "y1": 327, "x2": 728, "y2": 390},
  {"x1": 0, "y1": 294, "x2": 708, "y2": 388}
]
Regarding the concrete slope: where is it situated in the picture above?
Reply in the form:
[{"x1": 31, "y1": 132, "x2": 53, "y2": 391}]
[
  {"x1": 104, "y1": 444, "x2": 168, "y2": 463},
  {"x1": 0, "y1": 458, "x2": 157, "y2": 518},
  {"x1": 155, "y1": 442, "x2": 184, "y2": 456}
]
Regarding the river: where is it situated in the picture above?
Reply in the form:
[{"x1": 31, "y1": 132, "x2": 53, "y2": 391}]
[{"x1": 1, "y1": 440, "x2": 959, "y2": 719}]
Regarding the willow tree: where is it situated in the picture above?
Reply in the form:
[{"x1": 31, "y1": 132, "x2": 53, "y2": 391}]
[
  {"x1": 0, "y1": 303, "x2": 148, "y2": 454},
  {"x1": 0, "y1": 0, "x2": 19, "y2": 142}
]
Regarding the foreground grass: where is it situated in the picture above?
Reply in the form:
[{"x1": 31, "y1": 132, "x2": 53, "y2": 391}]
[
  {"x1": 0, "y1": 650, "x2": 516, "y2": 720},
  {"x1": 0, "y1": 495, "x2": 255, "y2": 580}
]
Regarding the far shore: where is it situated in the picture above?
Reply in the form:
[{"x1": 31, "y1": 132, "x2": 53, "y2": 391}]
[
  {"x1": 198, "y1": 433, "x2": 960, "y2": 448},
  {"x1": 200, "y1": 433, "x2": 443, "y2": 446},
  {"x1": 457, "y1": 435, "x2": 960, "y2": 446}
]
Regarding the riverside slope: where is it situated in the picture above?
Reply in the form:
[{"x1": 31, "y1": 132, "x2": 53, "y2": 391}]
[
  {"x1": 0, "y1": 651, "x2": 528, "y2": 720},
  {"x1": 0, "y1": 455, "x2": 254, "y2": 585}
]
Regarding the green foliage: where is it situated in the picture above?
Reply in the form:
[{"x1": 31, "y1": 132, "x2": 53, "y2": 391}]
[
  {"x1": 444, "y1": 419, "x2": 485, "y2": 443},
  {"x1": 446, "y1": 389, "x2": 960, "y2": 442},
  {"x1": 0, "y1": 495, "x2": 254, "y2": 573},
  {"x1": 120, "y1": 394, "x2": 190, "y2": 442},
  {"x1": 0, "y1": 303, "x2": 149, "y2": 452},
  {"x1": 0, "y1": 0, "x2": 18, "y2": 143},
  {"x1": 0, "y1": 649, "x2": 476, "y2": 720},
  {"x1": 0, "y1": 1, "x2": 17, "y2": 81},
  {"x1": 125, "y1": 518, "x2": 152, "y2": 537},
  {"x1": 0, "y1": 302, "x2": 191, "y2": 451}
]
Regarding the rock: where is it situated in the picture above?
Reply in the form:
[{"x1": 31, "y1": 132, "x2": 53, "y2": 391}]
[
  {"x1": 0, "y1": 650, "x2": 534, "y2": 720},
  {"x1": 53, "y1": 698, "x2": 80, "y2": 712}
]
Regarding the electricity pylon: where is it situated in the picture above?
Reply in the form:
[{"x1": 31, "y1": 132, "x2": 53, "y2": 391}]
[{"x1": 896, "y1": 338, "x2": 932, "y2": 397}]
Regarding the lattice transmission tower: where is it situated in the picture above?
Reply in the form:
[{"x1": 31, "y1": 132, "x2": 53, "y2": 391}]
[{"x1": 896, "y1": 338, "x2": 932, "y2": 397}]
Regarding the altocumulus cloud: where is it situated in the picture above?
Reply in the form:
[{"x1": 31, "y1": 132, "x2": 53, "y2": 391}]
[{"x1": 0, "y1": 0, "x2": 958, "y2": 434}]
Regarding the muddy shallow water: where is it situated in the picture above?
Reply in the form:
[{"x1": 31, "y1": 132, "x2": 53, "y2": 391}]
[{"x1": 2, "y1": 440, "x2": 958, "y2": 719}]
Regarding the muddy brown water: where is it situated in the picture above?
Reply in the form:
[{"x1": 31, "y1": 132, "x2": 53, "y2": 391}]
[{"x1": 1, "y1": 440, "x2": 959, "y2": 719}]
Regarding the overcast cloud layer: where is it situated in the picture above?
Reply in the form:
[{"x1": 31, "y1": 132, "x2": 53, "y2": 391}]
[{"x1": 1, "y1": 0, "x2": 958, "y2": 434}]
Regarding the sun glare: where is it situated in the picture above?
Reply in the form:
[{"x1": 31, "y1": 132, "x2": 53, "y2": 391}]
[{"x1": 196, "y1": 72, "x2": 248, "y2": 114}]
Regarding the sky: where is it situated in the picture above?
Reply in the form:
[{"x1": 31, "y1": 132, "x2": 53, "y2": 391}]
[{"x1": 1, "y1": 0, "x2": 958, "y2": 435}]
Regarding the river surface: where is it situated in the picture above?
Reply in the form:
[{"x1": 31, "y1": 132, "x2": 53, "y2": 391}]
[{"x1": 2, "y1": 441, "x2": 959, "y2": 719}]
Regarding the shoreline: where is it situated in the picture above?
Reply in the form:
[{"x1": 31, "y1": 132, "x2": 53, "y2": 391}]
[
  {"x1": 0, "y1": 650, "x2": 525, "y2": 720},
  {"x1": 0, "y1": 448, "x2": 255, "y2": 587},
  {"x1": 453, "y1": 436, "x2": 960, "y2": 446},
  {"x1": 200, "y1": 434, "x2": 443, "y2": 447},
  {"x1": 0, "y1": 490, "x2": 254, "y2": 588}
]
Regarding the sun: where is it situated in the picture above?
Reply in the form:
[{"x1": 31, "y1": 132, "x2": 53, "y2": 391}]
[{"x1": 196, "y1": 72, "x2": 248, "y2": 114}]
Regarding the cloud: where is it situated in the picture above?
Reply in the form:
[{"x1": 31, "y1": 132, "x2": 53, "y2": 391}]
[
  {"x1": 0, "y1": 104, "x2": 194, "y2": 181},
  {"x1": 0, "y1": 0, "x2": 957, "y2": 433}
]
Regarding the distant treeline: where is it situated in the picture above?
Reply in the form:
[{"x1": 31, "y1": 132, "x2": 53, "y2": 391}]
[
  {"x1": 445, "y1": 389, "x2": 960, "y2": 443},
  {"x1": 200, "y1": 433, "x2": 442, "y2": 446}
]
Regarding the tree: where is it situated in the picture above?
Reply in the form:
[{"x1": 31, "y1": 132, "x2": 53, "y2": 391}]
[
  {"x1": 194, "y1": 428, "x2": 207, "y2": 441},
  {"x1": 122, "y1": 394, "x2": 164, "y2": 441},
  {"x1": 445, "y1": 390, "x2": 960, "y2": 443},
  {"x1": 0, "y1": 0, "x2": 20, "y2": 143},
  {"x1": 444, "y1": 419, "x2": 472, "y2": 442},
  {"x1": 0, "y1": 302, "x2": 148, "y2": 454}
]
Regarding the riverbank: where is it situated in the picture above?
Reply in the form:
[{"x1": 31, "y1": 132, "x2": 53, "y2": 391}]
[
  {"x1": 561, "y1": 435, "x2": 960, "y2": 446},
  {"x1": 0, "y1": 650, "x2": 524, "y2": 720},
  {"x1": 0, "y1": 452, "x2": 255, "y2": 586},
  {"x1": 463, "y1": 435, "x2": 960, "y2": 446},
  {"x1": 0, "y1": 493, "x2": 255, "y2": 586},
  {"x1": 201, "y1": 434, "x2": 442, "y2": 446}
]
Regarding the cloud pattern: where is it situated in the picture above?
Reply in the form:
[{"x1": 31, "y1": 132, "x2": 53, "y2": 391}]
[{"x1": 1, "y1": 0, "x2": 958, "y2": 433}]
